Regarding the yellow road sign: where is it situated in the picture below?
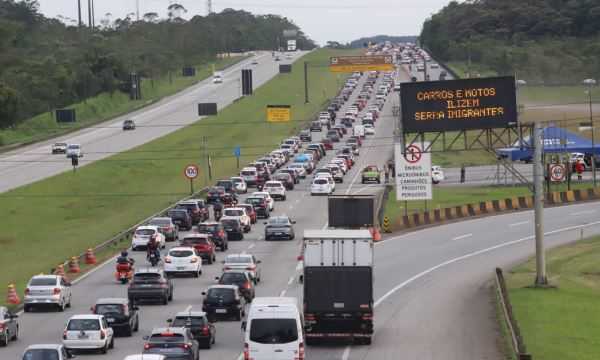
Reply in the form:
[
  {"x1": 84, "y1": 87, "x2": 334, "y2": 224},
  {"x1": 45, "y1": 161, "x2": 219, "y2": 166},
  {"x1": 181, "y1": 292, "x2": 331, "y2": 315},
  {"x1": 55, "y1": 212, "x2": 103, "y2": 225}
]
[
  {"x1": 329, "y1": 55, "x2": 394, "y2": 73},
  {"x1": 267, "y1": 105, "x2": 291, "y2": 122}
]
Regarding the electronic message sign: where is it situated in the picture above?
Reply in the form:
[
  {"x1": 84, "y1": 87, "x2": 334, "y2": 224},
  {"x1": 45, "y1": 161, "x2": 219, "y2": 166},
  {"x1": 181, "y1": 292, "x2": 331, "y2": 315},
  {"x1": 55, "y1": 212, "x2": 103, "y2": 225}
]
[{"x1": 400, "y1": 76, "x2": 517, "y2": 133}]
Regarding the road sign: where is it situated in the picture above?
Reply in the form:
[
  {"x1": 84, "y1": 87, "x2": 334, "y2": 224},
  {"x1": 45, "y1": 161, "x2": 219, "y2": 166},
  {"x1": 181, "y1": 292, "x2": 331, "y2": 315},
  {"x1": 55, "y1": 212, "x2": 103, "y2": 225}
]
[
  {"x1": 234, "y1": 146, "x2": 241, "y2": 158},
  {"x1": 329, "y1": 55, "x2": 394, "y2": 73},
  {"x1": 184, "y1": 164, "x2": 199, "y2": 180},
  {"x1": 267, "y1": 105, "x2": 291, "y2": 122},
  {"x1": 549, "y1": 164, "x2": 566, "y2": 182},
  {"x1": 394, "y1": 142, "x2": 432, "y2": 201}
]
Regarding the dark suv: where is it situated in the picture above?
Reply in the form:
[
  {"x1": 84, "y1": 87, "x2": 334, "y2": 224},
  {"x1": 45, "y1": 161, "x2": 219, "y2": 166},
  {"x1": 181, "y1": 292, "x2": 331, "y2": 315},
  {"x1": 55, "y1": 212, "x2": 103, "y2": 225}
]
[
  {"x1": 206, "y1": 186, "x2": 226, "y2": 204},
  {"x1": 216, "y1": 180, "x2": 235, "y2": 194},
  {"x1": 128, "y1": 268, "x2": 173, "y2": 305},
  {"x1": 143, "y1": 327, "x2": 199, "y2": 360},
  {"x1": 92, "y1": 298, "x2": 139, "y2": 336},
  {"x1": 220, "y1": 218, "x2": 244, "y2": 240},
  {"x1": 197, "y1": 222, "x2": 228, "y2": 251},
  {"x1": 216, "y1": 271, "x2": 255, "y2": 302},
  {"x1": 202, "y1": 285, "x2": 245, "y2": 321},
  {"x1": 170, "y1": 311, "x2": 216, "y2": 349},
  {"x1": 175, "y1": 201, "x2": 203, "y2": 224},
  {"x1": 245, "y1": 197, "x2": 270, "y2": 218},
  {"x1": 167, "y1": 209, "x2": 193, "y2": 231}
]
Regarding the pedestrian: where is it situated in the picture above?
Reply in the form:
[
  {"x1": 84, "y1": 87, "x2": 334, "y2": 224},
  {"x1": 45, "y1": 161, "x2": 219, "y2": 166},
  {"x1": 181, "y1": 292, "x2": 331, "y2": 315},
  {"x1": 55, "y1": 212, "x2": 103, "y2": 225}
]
[
  {"x1": 384, "y1": 166, "x2": 390, "y2": 183},
  {"x1": 576, "y1": 160, "x2": 584, "y2": 181},
  {"x1": 389, "y1": 162, "x2": 395, "y2": 178},
  {"x1": 460, "y1": 164, "x2": 466, "y2": 183}
]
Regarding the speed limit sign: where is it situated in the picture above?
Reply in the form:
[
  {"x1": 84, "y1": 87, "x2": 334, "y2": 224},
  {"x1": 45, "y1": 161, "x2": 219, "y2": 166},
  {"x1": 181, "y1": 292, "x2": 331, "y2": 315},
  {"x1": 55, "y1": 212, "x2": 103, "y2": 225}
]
[
  {"x1": 549, "y1": 164, "x2": 566, "y2": 182},
  {"x1": 184, "y1": 164, "x2": 199, "y2": 180}
]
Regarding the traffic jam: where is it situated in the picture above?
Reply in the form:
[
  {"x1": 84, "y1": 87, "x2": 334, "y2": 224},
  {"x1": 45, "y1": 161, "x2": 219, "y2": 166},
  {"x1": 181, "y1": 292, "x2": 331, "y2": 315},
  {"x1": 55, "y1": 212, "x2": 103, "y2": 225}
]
[{"x1": 13, "y1": 57, "x2": 398, "y2": 360}]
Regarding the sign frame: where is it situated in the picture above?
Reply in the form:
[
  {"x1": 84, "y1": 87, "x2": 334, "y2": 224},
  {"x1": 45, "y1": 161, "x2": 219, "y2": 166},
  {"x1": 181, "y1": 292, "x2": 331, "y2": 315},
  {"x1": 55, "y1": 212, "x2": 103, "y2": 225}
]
[
  {"x1": 394, "y1": 142, "x2": 432, "y2": 201},
  {"x1": 184, "y1": 164, "x2": 199, "y2": 180},
  {"x1": 329, "y1": 55, "x2": 394, "y2": 73}
]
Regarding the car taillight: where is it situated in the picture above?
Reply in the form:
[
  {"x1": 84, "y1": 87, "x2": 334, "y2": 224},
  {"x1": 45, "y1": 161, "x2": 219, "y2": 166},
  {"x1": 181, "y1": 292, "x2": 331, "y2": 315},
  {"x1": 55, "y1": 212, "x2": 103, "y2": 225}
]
[
  {"x1": 219, "y1": 230, "x2": 225, "y2": 237},
  {"x1": 164, "y1": 257, "x2": 172, "y2": 263},
  {"x1": 304, "y1": 313, "x2": 315, "y2": 320},
  {"x1": 100, "y1": 329, "x2": 106, "y2": 340},
  {"x1": 53, "y1": 288, "x2": 61, "y2": 295},
  {"x1": 160, "y1": 279, "x2": 168, "y2": 288},
  {"x1": 0, "y1": 323, "x2": 5, "y2": 331},
  {"x1": 191, "y1": 257, "x2": 198, "y2": 263},
  {"x1": 224, "y1": 266, "x2": 231, "y2": 270},
  {"x1": 144, "y1": 343, "x2": 151, "y2": 350},
  {"x1": 296, "y1": 342, "x2": 305, "y2": 360},
  {"x1": 244, "y1": 281, "x2": 251, "y2": 289},
  {"x1": 246, "y1": 265, "x2": 256, "y2": 271},
  {"x1": 244, "y1": 343, "x2": 250, "y2": 360},
  {"x1": 63, "y1": 330, "x2": 67, "y2": 340},
  {"x1": 362, "y1": 313, "x2": 373, "y2": 320},
  {"x1": 202, "y1": 326, "x2": 209, "y2": 336}
]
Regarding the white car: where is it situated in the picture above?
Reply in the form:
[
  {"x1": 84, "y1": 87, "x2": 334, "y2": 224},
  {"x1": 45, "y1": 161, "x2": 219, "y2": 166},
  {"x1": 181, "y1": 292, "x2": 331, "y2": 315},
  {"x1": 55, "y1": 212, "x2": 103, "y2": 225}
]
[
  {"x1": 222, "y1": 253, "x2": 261, "y2": 283},
  {"x1": 431, "y1": 165, "x2": 445, "y2": 184},
  {"x1": 264, "y1": 181, "x2": 287, "y2": 201},
  {"x1": 287, "y1": 163, "x2": 307, "y2": 178},
  {"x1": 230, "y1": 176, "x2": 248, "y2": 194},
  {"x1": 282, "y1": 139, "x2": 299, "y2": 153},
  {"x1": 131, "y1": 225, "x2": 165, "y2": 251},
  {"x1": 311, "y1": 177, "x2": 334, "y2": 195},
  {"x1": 51, "y1": 142, "x2": 68, "y2": 154},
  {"x1": 315, "y1": 173, "x2": 335, "y2": 191},
  {"x1": 223, "y1": 207, "x2": 252, "y2": 232},
  {"x1": 251, "y1": 192, "x2": 275, "y2": 211},
  {"x1": 24, "y1": 275, "x2": 72, "y2": 312},
  {"x1": 330, "y1": 158, "x2": 348, "y2": 173},
  {"x1": 430, "y1": 63, "x2": 440, "y2": 69},
  {"x1": 22, "y1": 344, "x2": 76, "y2": 360},
  {"x1": 65, "y1": 143, "x2": 82, "y2": 158},
  {"x1": 63, "y1": 314, "x2": 114, "y2": 353},
  {"x1": 164, "y1": 247, "x2": 202, "y2": 277},
  {"x1": 240, "y1": 167, "x2": 259, "y2": 186},
  {"x1": 212, "y1": 71, "x2": 223, "y2": 84},
  {"x1": 364, "y1": 124, "x2": 376, "y2": 135}
]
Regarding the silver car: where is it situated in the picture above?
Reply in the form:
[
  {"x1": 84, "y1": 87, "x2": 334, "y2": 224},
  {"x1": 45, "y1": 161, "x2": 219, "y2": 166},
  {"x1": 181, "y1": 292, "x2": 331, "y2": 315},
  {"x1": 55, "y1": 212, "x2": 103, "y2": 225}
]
[
  {"x1": 22, "y1": 344, "x2": 75, "y2": 360},
  {"x1": 222, "y1": 254, "x2": 262, "y2": 283},
  {"x1": 24, "y1": 275, "x2": 72, "y2": 312}
]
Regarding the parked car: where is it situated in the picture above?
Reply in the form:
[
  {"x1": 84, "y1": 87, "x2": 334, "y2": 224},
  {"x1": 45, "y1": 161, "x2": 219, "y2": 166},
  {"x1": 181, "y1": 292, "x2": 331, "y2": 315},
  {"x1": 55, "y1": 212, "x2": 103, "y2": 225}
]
[
  {"x1": 216, "y1": 271, "x2": 255, "y2": 302},
  {"x1": 196, "y1": 222, "x2": 228, "y2": 251},
  {"x1": 220, "y1": 218, "x2": 244, "y2": 240},
  {"x1": 143, "y1": 327, "x2": 199, "y2": 360},
  {"x1": 169, "y1": 311, "x2": 216, "y2": 349},
  {"x1": 62, "y1": 314, "x2": 114, "y2": 354},
  {"x1": 179, "y1": 234, "x2": 217, "y2": 264},
  {"x1": 264, "y1": 216, "x2": 296, "y2": 240},
  {"x1": 202, "y1": 285, "x2": 246, "y2": 321},
  {"x1": 167, "y1": 209, "x2": 193, "y2": 232},
  {"x1": 0, "y1": 306, "x2": 18, "y2": 346},
  {"x1": 91, "y1": 298, "x2": 139, "y2": 336},
  {"x1": 127, "y1": 268, "x2": 173, "y2": 305},
  {"x1": 164, "y1": 247, "x2": 203, "y2": 277},
  {"x1": 148, "y1": 217, "x2": 178, "y2": 242},
  {"x1": 24, "y1": 275, "x2": 72, "y2": 312}
]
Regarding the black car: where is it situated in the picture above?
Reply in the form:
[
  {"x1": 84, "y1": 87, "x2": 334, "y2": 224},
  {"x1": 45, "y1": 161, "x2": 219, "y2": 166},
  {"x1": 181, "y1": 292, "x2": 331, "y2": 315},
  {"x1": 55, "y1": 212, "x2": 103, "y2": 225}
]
[
  {"x1": 143, "y1": 327, "x2": 199, "y2": 360},
  {"x1": 167, "y1": 209, "x2": 193, "y2": 231},
  {"x1": 278, "y1": 168, "x2": 299, "y2": 184},
  {"x1": 206, "y1": 186, "x2": 226, "y2": 204},
  {"x1": 307, "y1": 144, "x2": 325, "y2": 157},
  {"x1": 175, "y1": 200, "x2": 204, "y2": 224},
  {"x1": 299, "y1": 130, "x2": 312, "y2": 142},
  {"x1": 216, "y1": 270, "x2": 255, "y2": 302},
  {"x1": 92, "y1": 298, "x2": 139, "y2": 336},
  {"x1": 245, "y1": 197, "x2": 270, "y2": 218},
  {"x1": 170, "y1": 311, "x2": 216, "y2": 349},
  {"x1": 273, "y1": 173, "x2": 294, "y2": 190},
  {"x1": 202, "y1": 285, "x2": 245, "y2": 321},
  {"x1": 310, "y1": 121, "x2": 322, "y2": 132},
  {"x1": 128, "y1": 268, "x2": 173, "y2": 305},
  {"x1": 326, "y1": 130, "x2": 340, "y2": 142},
  {"x1": 0, "y1": 306, "x2": 18, "y2": 346},
  {"x1": 123, "y1": 119, "x2": 136, "y2": 130},
  {"x1": 264, "y1": 216, "x2": 296, "y2": 241},
  {"x1": 220, "y1": 218, "x2": 244, "y2": 240},
  {"x1": 196, "y1": 222, "x2": 228, "y2": 251},
  {"x1": 216, "y1": 180, "x2": 236, "y2": 194}
]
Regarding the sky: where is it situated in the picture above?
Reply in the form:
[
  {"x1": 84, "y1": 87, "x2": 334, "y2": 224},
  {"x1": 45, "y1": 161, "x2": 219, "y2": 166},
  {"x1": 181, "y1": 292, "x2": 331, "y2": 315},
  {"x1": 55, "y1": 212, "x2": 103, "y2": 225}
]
[{"x1": 36, "y1": 0, "x2": 451, "y2": 45}]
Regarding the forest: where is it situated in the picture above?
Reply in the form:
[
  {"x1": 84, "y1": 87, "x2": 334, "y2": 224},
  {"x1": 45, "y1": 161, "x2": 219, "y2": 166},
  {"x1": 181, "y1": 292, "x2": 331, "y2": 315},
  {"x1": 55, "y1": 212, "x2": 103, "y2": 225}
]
[
  {"x1": 420, "y1": 0, "x2": 600, "y2": 83},
  {"x1": 0, "y1": 0, "x2": 314, "y2": 128}
]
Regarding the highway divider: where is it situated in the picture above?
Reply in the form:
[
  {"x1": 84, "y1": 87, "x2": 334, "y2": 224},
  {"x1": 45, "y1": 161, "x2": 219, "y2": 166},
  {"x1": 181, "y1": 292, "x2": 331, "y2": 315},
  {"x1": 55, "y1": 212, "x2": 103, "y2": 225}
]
[{"x1": 390, "y1": 188, "x2": 600, "y2": 232}]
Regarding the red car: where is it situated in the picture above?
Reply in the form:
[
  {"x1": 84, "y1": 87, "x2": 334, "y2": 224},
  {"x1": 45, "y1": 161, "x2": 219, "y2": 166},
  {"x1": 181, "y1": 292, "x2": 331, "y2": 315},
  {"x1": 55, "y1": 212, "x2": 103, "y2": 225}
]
[
  {"x1": 238, "y1": 204, "x2": 257, "y2": 224},
  {"x1": 180, "y1": 234, "x2": 217, "y2": 264},
  {"x1": 321, "y1": 138, "x2": 333, "y2": 150}
]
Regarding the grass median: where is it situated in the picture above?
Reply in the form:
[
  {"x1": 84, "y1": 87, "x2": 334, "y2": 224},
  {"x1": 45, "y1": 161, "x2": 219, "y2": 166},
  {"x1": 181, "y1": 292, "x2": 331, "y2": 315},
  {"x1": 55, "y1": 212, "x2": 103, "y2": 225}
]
[
  {"x1": 505, "y1": 235, "x2": 600, "y2": 360},
  {"x1": 1, "y1": 49, "x2": 351, "y2": 305},
  {"x1": 0, "y1": 56, "x2": 248, "y2": 148}
]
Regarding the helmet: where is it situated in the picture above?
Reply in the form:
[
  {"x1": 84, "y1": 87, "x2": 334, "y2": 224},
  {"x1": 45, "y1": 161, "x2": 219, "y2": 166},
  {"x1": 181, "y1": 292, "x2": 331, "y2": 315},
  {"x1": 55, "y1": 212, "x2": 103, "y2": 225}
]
[{"x1": 121, "y1": 251, "x2": 128, "y2": 257}]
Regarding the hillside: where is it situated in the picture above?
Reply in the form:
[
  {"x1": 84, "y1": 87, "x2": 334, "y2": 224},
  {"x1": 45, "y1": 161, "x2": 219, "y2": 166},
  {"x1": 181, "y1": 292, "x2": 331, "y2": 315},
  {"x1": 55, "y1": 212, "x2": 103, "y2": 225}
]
[
  {"x1": 420, "y1": 0, "x2": 600, "y2": 83},
  {"x1": 0, "y1": 0, "x2": 315, "y2": 130}
]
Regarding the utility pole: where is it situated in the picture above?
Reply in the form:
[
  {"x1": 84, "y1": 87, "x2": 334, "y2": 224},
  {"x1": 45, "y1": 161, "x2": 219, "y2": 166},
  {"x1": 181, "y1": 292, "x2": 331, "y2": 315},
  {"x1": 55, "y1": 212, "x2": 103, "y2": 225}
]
[
  {"x1": 91, "y1": 0, "x2": 95, "y2": 28},
  {"x1": 304, "y1": 62, "x2": 309, "y2": 103},
  {"x1": 589, "y1": 84, "x2": 596, "y2": 187},
  {"x1": 77, "y1": 0, "x2": 82, "y2": 27},
  {"x1": 202, "y1": 136, "x2": 208, "y2": 184},
  {"x1": 87, "y1": 0, "x2": 92, "y2": 27},
  {"x1": 207, "y1": 0, "x2": 213, "y2": 15},
  {"x1": 533, "y1": 122, "x2": 548, "y2": 286}
]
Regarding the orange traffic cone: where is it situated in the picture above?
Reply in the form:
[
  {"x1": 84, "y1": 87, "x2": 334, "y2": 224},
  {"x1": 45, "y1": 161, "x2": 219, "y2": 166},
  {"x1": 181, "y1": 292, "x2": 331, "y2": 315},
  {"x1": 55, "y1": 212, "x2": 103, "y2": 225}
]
[
  {"x1": 7, "y1": 284, "x2": 20, "y2": 305},
  {"x1": 54, "y1": 264, "x2": 66, "y2": 277},
  {"x1": 85, "y1": 248, "x2": 97, "y2": 265},
  {"x1": 68, "y1": 257, "x2": 80, "y2": 273}
]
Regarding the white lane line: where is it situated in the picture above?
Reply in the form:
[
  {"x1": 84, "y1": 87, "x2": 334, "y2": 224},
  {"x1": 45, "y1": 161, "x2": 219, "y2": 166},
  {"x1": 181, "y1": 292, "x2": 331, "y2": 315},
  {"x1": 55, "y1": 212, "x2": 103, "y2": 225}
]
[
  {"x1": 509, "y1": 221, "x2": 529, "y2": 227},
  {"x1": 322, "y1": 221, "x2": 328, "y2": 230},
  {"x1": 184, "y1": 305, "x2": 192, "y2": 312},
  {"x1": 341, "y1": 219, "x2": 600, "y2": 360},
  {"x1": 247, "y1": 243, "x2": 255, "y2": 250},
  {"x1": 570, "y1": 210, "x2": 596, "y2": 216},
  {"x1": 279, "y1": 289, "x2": 287, "y2": 297},
  {"x1": 288, "y1": 276, "x2": 295, "y2": 285},
  {"x1": 451, "y1": 233, "x2": 473, "y2": 241},
  {"x1": 295, "y1": 261, "x2": 303, "y2": 271},
  {"x1": 295, "y1": 199, "x2": 301, "y2": 204}
]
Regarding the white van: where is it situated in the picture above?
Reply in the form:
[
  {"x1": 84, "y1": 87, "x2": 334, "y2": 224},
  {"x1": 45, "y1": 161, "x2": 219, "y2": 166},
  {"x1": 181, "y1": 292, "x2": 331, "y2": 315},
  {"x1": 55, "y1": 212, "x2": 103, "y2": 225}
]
[{"x1": 243, "y1": 297, "x2": 305, "y2": 360}]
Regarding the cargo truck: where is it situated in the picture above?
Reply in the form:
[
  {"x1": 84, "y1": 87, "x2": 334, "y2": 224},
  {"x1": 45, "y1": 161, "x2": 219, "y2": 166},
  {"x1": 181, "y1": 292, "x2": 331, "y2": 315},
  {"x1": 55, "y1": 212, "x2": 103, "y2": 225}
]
[{"x1": 302, "y1": 229, "x2": 374, "y2": 345}]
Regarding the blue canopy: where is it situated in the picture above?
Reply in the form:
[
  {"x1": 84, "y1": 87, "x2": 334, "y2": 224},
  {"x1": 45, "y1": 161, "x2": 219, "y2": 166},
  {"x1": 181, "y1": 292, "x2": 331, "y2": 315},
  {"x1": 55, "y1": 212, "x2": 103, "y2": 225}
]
[
  {"x1": 294, "y1": 154, "x2": 310, "y2": 162},
  {"x1": 496, "y1": 126, "x2": 600, "y2": 161}
]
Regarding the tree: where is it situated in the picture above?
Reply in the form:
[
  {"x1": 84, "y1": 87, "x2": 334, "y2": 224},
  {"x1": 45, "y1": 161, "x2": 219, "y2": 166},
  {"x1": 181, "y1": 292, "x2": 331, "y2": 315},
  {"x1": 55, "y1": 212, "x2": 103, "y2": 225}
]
[
  {"x1": 0, "y1": 82, "x2": 19, "y2": 129},
  {"x1": 143, "y1": 12, "x2": 159, "y2": 23}
]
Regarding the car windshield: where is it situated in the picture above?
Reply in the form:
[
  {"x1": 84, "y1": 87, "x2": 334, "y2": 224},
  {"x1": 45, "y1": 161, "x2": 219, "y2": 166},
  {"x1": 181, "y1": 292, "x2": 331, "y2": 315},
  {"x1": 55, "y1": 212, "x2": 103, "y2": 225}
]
[
  {"x1": 168, "y1": 210, "x2": 187, "y2": 218},
  {"x1": 245, "y1": 198, "x2": 262, "y2": 205},
  {"x1": 206, "y1": 288, "x2": 235, "y2": 301},
  {"x1": 29, "y1": 278, "x2": 56, "y2": 286},
  {"x1": 67, "y1": 145, "x2": 79, "y2": 149},
  {"x1": 169, "y1": 250, "x2": 194, "y2": 257},
  {"x1": 197, "y1": 224, "x2": 219, "y2": 232},
  {"x1": 250, "y1": 319, "x2": 298, "y2": 344},
  {"x1": 149, "y1": 333, "x2": 185, "y2": 343},
  {"x1": 95, "y1": 304, "x2": 124, "y2": 315},
  {"x1": 217, "y1": 181, "x2": 232, "y2": 188},
  {"x1": 182, "y1": 237, "x2": 209, "y2": 245},
  {"x1": 220, "y1": 272, "x2": 246, "y2": 284},
  {"x1": 172, "y1": 316, "x2": 206, "y2": 327},
  {"x1": 265, "y1": 183, "x2": 280, "y2": 188},
  {"x1": 224, "y1": 209, "x2": 244, "y2": 216},
  {"x1": 221, "y1": 219, "x2": 239, "y2": 227},
  {"x1": 275, "y1": 175, "x2": 289, "y2": 181},
  {"x1": 22, "y1": 349, "x2": 60, "y2": 360},
  {"x1": 135, "y1": 228, "x2": 155, "y2": 236},
  {"x1": 225, "y1": 256, "x2": 252, "y2": 264},
  {"x1": 149, "y1": 218, "x2": 171, "y2": 226},
  {"x1": 133, "y1": 273, "x2": 161, "y2": 283},
  {"x1": 241, "y1": 171, "x2": 256, "y2": 176},
  {"x1": 268, "y1": 218, "x2": 290, "y2": 225},
  {"x1": 68, "y1": 319, "x2": 100, "y2": 331},
  {"x1": 289, "y1": 164, "x2": 302, "y2": 168},
  {"x1": 314, "y1": 179, "x2": 327, "y2": 185}
]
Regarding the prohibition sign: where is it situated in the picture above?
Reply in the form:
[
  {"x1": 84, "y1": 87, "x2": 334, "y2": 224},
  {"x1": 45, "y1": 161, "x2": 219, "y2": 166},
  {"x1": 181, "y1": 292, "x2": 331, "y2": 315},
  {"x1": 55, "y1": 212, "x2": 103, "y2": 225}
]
[
  {"x1": 549, "y1": 164, "x2": 565, "y2": 182},
  {"x1": 184, "y1": 164, "x2": 199, "y2": 179},
  {"x1": 404, "y1": 145, "x2": 422, "y2": 163}
]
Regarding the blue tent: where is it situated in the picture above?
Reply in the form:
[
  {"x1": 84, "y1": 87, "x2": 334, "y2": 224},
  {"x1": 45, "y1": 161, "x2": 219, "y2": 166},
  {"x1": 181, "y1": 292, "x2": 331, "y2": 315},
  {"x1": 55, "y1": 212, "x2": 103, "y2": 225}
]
[
  {"x1": 294, "y1": 154, "x2": 310, "y2": 163},
  {"x1": 496, "y1": 127, "x2": 600, "y2": 161}
]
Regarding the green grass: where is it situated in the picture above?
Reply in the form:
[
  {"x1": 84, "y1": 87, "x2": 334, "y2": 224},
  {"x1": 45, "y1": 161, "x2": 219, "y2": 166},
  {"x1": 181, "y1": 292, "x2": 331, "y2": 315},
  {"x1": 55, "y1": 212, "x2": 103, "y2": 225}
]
[
  {"x1": 519, "y1": 85, "x2": 600, "y2": 106},
  {"x1": 0, "y1": 56, "x2": 248, "y2": 148},
  {"x1": 446, "y1": 61, "x2": 498, "y2": 78},
  {"x1": 505, "y1": 235, "x2": 600, "y2": 360},
  {"x1": 0, "y1": 49, "x2": 350, "y2": 305}
]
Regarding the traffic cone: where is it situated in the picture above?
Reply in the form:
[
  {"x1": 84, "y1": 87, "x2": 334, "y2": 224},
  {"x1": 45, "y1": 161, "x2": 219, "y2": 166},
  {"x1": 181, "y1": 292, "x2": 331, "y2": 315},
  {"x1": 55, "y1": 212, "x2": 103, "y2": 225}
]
[
  {"x1": 7, "y1": 284, "x2": 20, "y2": 305},
  {"x1": 85, "y1": 248, "x2": 97, "y2": 265},
  {"x1": 54, "y1": 264, "x2": 66, "y2": 277},
  {"x1": 68, "y1": 257, "x2": 80, "y2": 273}
]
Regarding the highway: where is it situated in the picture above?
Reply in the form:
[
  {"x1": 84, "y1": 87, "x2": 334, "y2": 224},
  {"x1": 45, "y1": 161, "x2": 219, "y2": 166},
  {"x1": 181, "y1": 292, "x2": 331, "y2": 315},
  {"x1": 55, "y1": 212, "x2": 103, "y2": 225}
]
[{"x1": 0, "y1": 51, "x2": 306, "y2": 194}]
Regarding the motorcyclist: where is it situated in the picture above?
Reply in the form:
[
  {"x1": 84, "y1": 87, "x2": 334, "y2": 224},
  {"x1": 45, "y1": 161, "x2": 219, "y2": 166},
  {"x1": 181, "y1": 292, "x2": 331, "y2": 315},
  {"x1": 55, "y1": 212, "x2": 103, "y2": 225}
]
[
  {"x1": 117, "y1": 250, "x2": 135, "y2": 266},
  {"x1": 146, "y1": 235, "x2": 160, "y2": 261},
  {"x1": 213, "y1": 199, "x2": 223, "y2": 221}
]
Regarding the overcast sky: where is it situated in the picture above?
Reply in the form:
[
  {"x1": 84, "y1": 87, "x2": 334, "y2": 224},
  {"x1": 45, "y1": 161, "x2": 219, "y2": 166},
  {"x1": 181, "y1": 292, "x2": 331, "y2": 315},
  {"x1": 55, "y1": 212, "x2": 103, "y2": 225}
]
[{"x1": 36, "y1": 0, "x2": 451, "y2": 45}]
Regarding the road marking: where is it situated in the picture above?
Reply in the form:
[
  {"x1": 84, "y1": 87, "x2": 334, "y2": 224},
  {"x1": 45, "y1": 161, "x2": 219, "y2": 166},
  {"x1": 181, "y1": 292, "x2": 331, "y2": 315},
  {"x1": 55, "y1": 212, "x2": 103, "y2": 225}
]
[
  {"x1": 184, "y1": 305, "x2": 192, "y2": 312},
  {"x1": 570, "y1": 210, "x2": 596, "y2": 216},
  {"x1": 279, "y1": 289, "x2": 287, "y2": 297},
  {"x1": 296, "y1": 261, "x2": 303, "y2": 271},
  {"x1": 509, "y1": 221, "x2": 529, "y2": 227},
  {"x1": 341, "y1": 219, "x2": 600, "y2": 360},
  {"x1": 288, "y1": 276, "x2": 295, "y2": 285},
  {"x1": 247, "y1": 243, "x2": 255, "y2": 249},
  {"x1": 451, "y1": 233, "x2": 472, "y2": 241}
]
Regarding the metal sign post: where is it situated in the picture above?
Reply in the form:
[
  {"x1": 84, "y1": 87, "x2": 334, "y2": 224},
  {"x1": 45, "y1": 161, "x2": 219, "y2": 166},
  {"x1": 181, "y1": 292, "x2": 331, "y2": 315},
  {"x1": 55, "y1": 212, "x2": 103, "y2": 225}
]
[
  {"x1": 533, "y1": 123, "x2": 548, "y2": 286},
  {"x1": 234, "y1": 146, "x2": 241, "y2": 169}
]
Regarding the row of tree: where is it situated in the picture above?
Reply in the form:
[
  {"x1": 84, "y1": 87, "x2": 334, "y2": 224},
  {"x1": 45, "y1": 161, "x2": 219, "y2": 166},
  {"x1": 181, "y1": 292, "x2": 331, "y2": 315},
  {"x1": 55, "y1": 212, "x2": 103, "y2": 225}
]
[
  {"x1": 420, "y1": 0, "x2": 600, "y2": 83},
  {"x1": 0, "y1": 0, "x2": 315, "y2": 128}
]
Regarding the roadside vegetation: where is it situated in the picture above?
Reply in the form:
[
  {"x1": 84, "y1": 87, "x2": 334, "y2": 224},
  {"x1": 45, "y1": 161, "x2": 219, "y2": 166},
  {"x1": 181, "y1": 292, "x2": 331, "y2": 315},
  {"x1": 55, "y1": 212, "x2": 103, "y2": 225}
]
[
  {"x1": 506, "y1": 235, "x2": 600, "y2": 360},
  {"x1": 0, "y1": 48, "x2": 350, "y2": 305}
]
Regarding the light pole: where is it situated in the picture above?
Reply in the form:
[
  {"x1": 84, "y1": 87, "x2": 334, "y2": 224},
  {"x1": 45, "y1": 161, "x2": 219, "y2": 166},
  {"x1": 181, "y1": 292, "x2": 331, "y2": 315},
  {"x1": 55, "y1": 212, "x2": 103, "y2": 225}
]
[{"x1": 584, "y1": 78, "x2": 597, "y2": 186}]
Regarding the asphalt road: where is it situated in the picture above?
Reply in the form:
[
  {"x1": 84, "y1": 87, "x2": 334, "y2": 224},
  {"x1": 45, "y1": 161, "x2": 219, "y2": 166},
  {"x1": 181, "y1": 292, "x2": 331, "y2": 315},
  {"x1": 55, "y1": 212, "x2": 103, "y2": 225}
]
[{"x1": 0, "y1": 51, "x2": 306, "y2": 194}]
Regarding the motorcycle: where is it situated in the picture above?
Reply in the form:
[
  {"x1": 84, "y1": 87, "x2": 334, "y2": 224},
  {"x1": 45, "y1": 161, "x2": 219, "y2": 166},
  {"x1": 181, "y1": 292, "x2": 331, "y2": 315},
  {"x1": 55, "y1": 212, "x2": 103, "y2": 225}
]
[
  {"x1": 148, "y1": 251, "x2": 160, "y2": 267},
  {"x1": 115, "y1": 262, "x2": 134, "y2": 284}
]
